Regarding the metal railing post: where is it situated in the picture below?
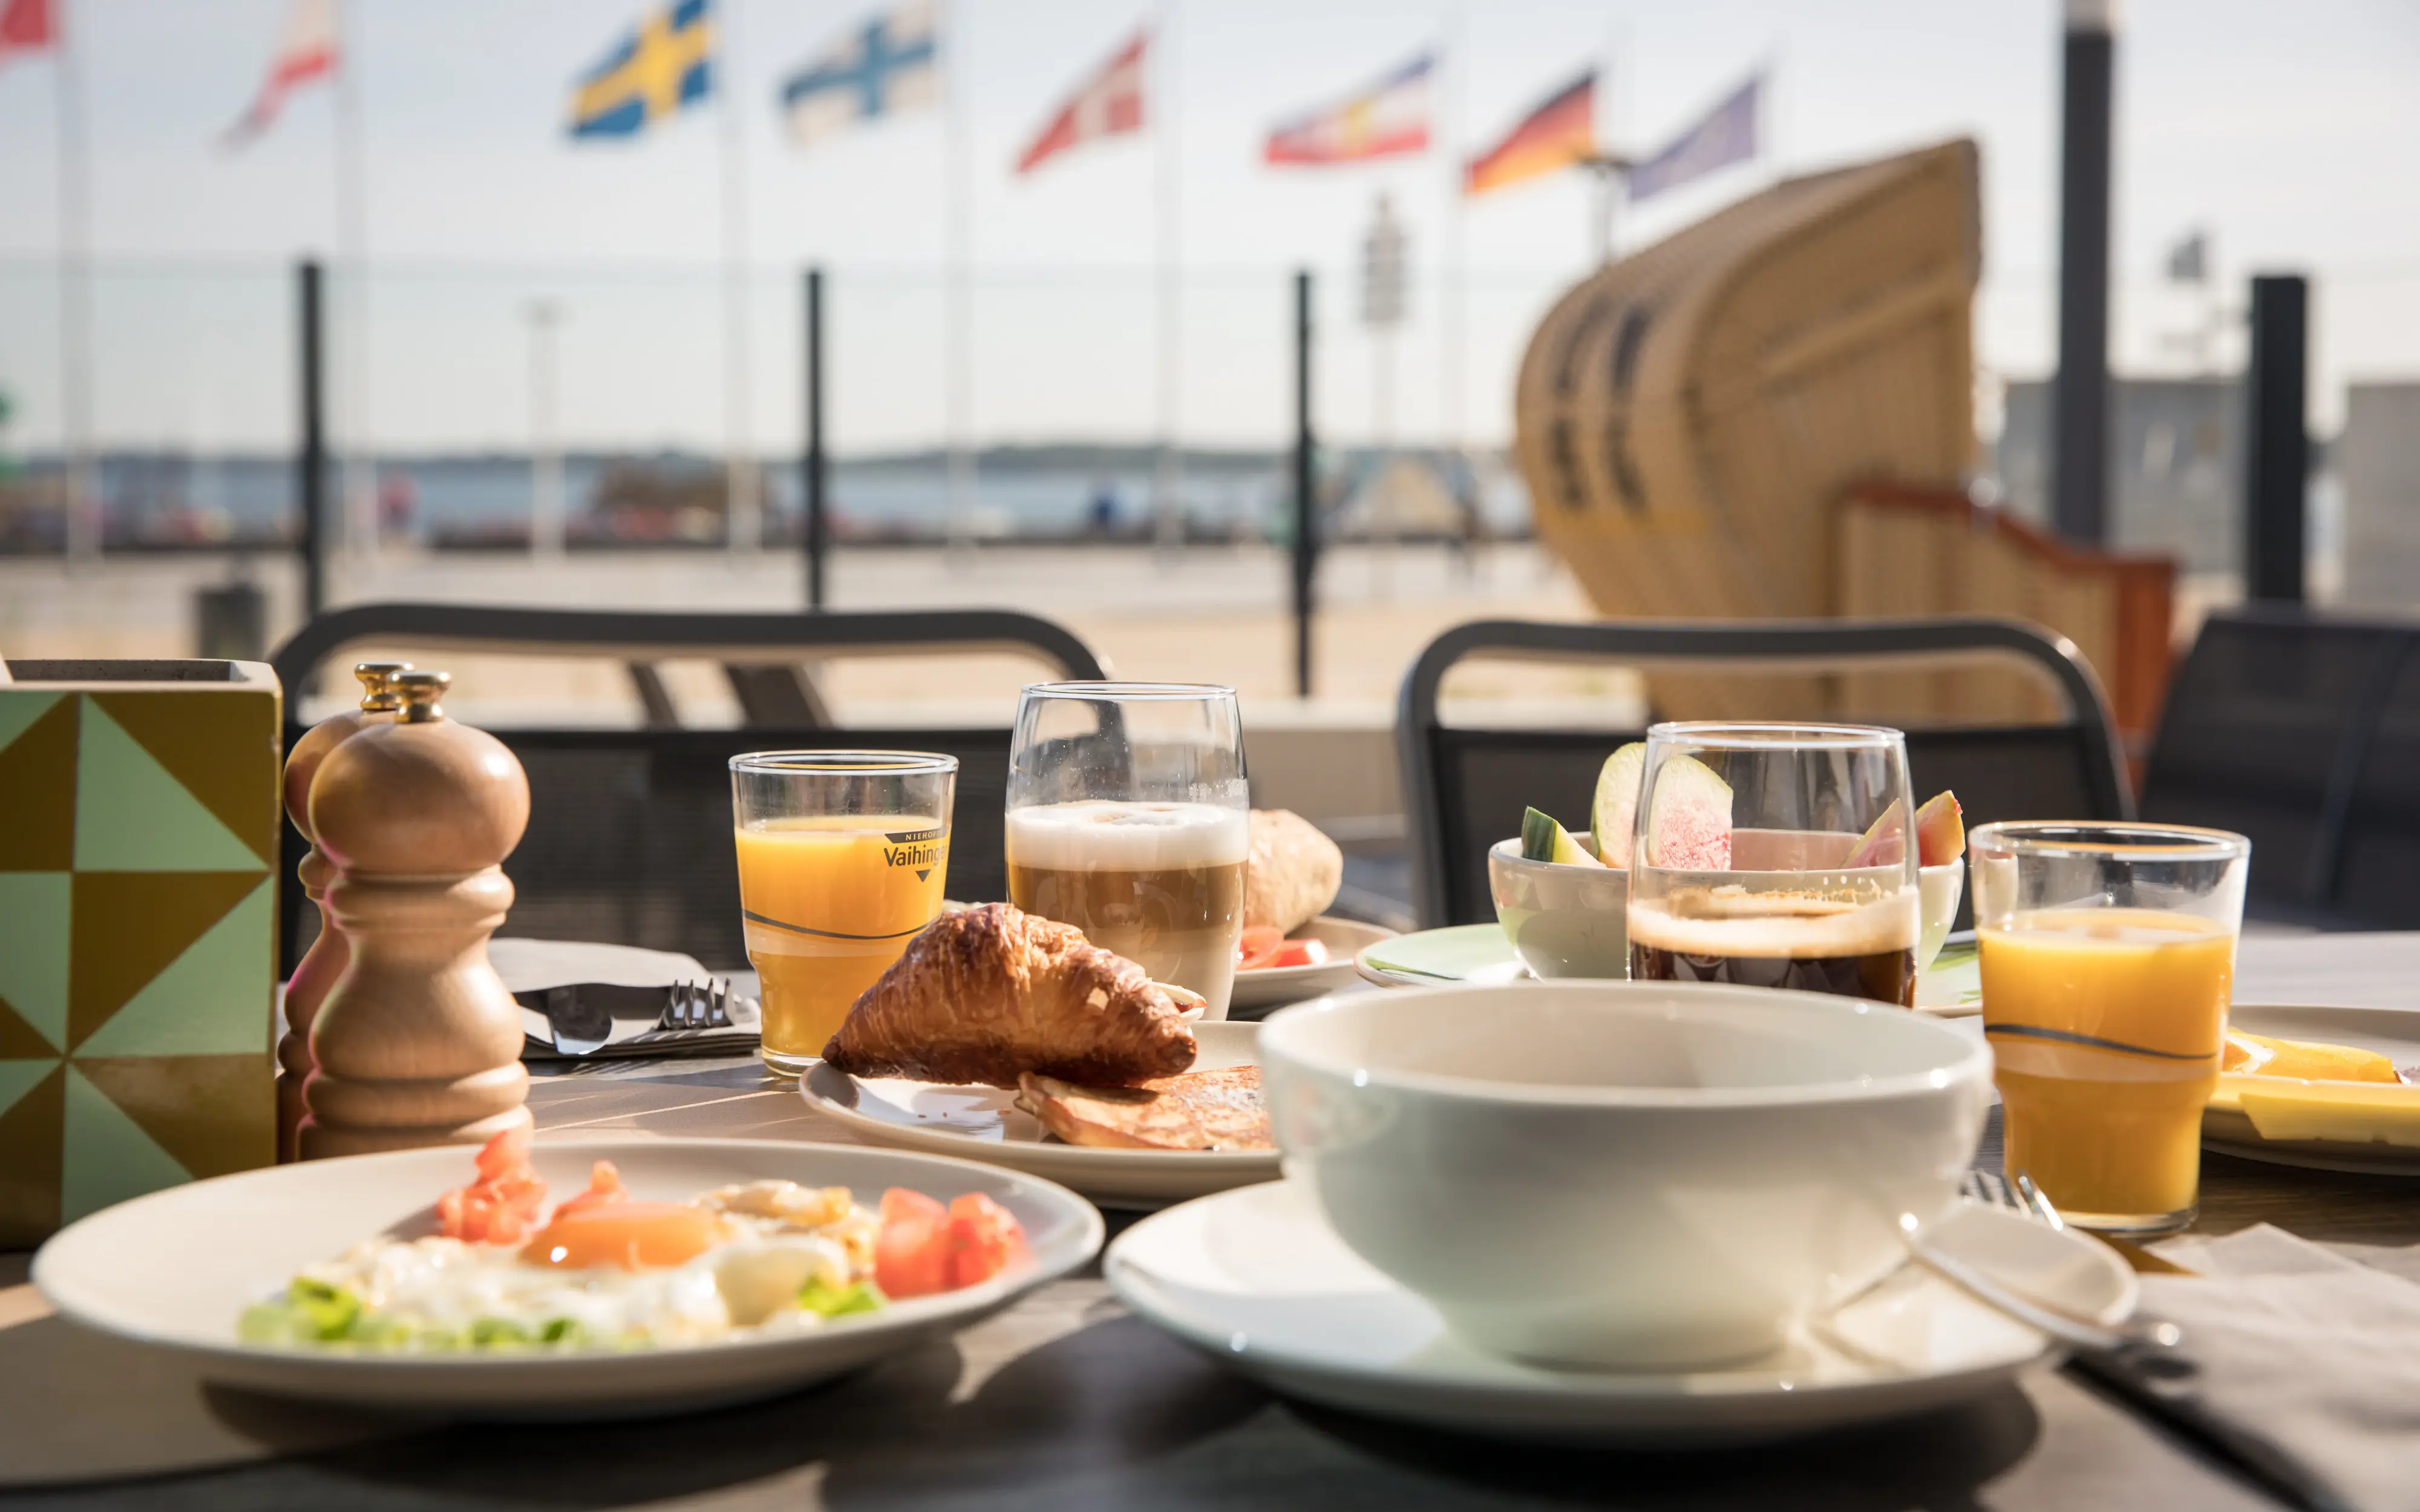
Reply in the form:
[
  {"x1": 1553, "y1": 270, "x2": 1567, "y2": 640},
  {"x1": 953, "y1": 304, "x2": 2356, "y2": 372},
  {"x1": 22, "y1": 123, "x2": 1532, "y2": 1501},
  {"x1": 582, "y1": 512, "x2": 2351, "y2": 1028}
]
[
  {"x1": 2245, "y1": 273, "x2": 2310, "y2": 604},
  {"x1": 297, "y1": 258, "x2": 329, "y2": 622},
  {"x1": 803, "y1": 265, "x2": 828, "y2": 610},
  {"x1": 1292, "y1": 269, "x2": 1316, "y2": 699}
]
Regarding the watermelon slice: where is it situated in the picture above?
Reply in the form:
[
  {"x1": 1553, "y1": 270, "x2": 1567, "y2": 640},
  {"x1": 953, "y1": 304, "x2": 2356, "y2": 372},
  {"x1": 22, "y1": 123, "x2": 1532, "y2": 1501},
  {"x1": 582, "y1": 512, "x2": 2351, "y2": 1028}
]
[
  {"x1": 1588, "y1": 742, "x2": 1646, "y2": 868},
  {"x1": 1845, "y1": 790, "x2": 1964, "y2": 868},
  {"x1": 1520, "y1": 807, "x2": 1605, "y2": 868},
  {"x1": 1644, "y1": 754, "x2": 1732, "y2": 869}
]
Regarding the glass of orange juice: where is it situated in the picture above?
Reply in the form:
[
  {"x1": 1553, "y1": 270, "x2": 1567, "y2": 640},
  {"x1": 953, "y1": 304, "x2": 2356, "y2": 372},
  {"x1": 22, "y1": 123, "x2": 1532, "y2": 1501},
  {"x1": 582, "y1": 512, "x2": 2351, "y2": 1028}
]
[
  {"x1": 1970, "y1": 822, "x2": 2249, "y2": 1234},
  {"x1": 729, "y1": 751, "x2": 957, "y2": 1076}
]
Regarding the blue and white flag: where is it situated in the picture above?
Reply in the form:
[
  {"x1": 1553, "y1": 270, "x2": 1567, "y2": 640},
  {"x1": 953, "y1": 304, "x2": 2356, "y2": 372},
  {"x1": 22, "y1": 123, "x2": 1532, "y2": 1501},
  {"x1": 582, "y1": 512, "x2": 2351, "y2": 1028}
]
[
  {"x1": 1628, "y1": 72, "x2": 1760, "y2": 203},
  {"x1": 780, "y1": 1, "x2": 939, "y2": 149}
]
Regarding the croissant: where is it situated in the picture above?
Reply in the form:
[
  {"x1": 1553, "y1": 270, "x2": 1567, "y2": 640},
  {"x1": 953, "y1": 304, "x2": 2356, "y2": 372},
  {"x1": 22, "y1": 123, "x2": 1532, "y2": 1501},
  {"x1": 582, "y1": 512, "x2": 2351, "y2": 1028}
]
[{"x1": 822, "y1": 902, "x2": 1198, "y2": 1088}]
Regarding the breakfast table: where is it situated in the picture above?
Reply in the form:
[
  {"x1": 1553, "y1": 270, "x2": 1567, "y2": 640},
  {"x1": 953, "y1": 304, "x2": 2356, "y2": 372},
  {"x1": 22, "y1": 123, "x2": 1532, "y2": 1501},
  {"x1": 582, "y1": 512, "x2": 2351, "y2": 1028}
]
[{"x1": 7, "y1": 929, "x2": 2419, "y2": 1511}]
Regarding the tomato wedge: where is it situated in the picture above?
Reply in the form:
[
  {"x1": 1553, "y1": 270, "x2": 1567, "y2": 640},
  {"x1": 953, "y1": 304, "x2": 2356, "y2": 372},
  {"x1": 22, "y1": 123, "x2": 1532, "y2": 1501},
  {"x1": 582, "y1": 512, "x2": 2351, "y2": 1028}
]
[
  {"x1": 946, "y1": 1193, "x2": 1028, "y2": 1288},
  {"x1": 1237, "y1": 925, "x2": 1287, "y2": 970},
  {"x1": 875, "y1": 1188, "x2": 952, "y2": 1298},
  {"x1": 436, "y1": 1127, "x2": 548, "y2": 1245}
]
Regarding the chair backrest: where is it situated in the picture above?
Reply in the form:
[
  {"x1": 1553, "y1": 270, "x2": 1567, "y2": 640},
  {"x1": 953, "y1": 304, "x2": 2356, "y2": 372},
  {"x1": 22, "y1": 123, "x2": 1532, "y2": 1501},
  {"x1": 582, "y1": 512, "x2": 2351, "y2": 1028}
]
[
  {"x1": 271, "y1": 604, "x2": 1108, "y2": 972},
  {"x1": 2140, "y1": 606, "x2": 2420, "y2": 928},
  {"x1": 1397, "y1": 617, "x2": 2133, "y2": 929}
]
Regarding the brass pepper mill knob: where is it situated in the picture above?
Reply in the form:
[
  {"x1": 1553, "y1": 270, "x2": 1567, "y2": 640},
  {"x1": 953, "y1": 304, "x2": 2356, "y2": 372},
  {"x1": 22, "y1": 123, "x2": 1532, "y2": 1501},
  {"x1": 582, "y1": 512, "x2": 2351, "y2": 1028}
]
[
  {"x1": 394, "y1": 670, "x2": 450, "y2": 725},
  {"x1": 353, "y1": 661, "x2": 411, "y2": 713}
]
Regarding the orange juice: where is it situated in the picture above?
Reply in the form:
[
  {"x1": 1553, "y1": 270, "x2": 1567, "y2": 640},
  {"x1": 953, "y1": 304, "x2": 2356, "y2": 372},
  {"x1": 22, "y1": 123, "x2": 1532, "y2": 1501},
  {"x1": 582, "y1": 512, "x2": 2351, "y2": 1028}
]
[
  {"x1": 734, "y1": 815, "x2": 949, "y2": 1072},
  {"x1": 1979, "y1": 908, "x2": 2234, "y2": 1228}
]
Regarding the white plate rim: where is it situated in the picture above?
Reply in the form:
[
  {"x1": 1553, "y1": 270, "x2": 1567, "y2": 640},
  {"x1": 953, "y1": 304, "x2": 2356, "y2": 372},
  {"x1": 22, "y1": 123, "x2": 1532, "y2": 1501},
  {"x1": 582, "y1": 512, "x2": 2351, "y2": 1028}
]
[
  {"x1": 2201, "y1": 1001, "x2": 2420, "y2": 1173},
  {"x1": 32, "y1": 1137, "x2": 1103, "y2": 1386},
  {"x1": 798, "y1": 1021, "x2": 1281, "y2": 1182},
  {"x1": 1104, "y1": 1185, "x2": 2134, "y2": 1427}
]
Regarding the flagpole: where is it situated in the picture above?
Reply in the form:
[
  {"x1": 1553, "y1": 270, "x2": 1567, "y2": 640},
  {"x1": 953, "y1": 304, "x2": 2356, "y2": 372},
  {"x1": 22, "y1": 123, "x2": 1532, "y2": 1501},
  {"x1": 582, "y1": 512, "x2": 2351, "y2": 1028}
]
[
  {"x1": 334, "y1": 0, "x2": 374, "y2": 574},
  {"x1": 57, "y1": 0, "x2": 96, "y2": 565},
  {"x1": 719, "y1": 0, "x2": 758, "y2": 555},
  {"x1": 1441, "y1": 2, "x2": 1465, "y2": 574},
  {"x1": 1152, "y1": 1, "x2": 1181, "y2": 564},
  {"x1": 943, "y1": 0, "x2": 972, "y2": 566}
]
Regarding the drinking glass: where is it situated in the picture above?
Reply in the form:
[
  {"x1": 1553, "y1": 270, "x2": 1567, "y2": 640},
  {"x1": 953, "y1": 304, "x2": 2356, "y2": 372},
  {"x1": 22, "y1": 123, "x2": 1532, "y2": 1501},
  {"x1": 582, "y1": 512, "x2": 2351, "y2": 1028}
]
[
  {"x1": 1626, "y1": 722, "x2": 1921, "y2": 1006},
  {"x1": 1006, "y1": 682, "x2": 1249, "y2": 1019},
  {"x1": 1970, "y1": 822, "x2": 2248, "y2": 1234},
  {"x1": 730, "y1": 751, "x2": 957, "y2": 1076}
]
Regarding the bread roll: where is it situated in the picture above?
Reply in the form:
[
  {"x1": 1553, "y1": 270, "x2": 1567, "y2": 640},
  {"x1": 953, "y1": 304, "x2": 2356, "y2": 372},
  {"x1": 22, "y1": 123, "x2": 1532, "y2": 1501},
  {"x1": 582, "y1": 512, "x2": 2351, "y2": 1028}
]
[{"x1": 1244, "y1": 809, "x2": 1343, "y2": 935}]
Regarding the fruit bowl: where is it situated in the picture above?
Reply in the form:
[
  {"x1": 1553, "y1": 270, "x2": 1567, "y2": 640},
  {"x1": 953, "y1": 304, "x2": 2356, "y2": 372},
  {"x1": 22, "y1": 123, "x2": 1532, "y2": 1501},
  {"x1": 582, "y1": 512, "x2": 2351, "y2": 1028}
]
[{"x1": 1487, "y1": 833, "x2": 1630, "y2": 980}]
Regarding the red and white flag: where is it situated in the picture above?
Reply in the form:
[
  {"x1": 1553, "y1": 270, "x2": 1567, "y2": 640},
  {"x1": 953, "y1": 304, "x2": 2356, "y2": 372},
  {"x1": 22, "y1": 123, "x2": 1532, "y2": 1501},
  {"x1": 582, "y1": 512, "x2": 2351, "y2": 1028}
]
[
  {"x1": 1015, "y1": 28, "x2": 1145, "y2": 176},
  {"x1": 0, "y1": 0, "x2": 57, "y2": 68},
  {"x1": 223, "y1": 0, "x2": 339, "y2": 149}
]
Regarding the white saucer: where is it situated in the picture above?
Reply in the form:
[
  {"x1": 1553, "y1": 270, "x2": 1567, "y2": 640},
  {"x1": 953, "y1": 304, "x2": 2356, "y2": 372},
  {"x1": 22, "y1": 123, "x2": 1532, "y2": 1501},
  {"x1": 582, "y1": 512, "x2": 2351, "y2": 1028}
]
[
  {"x1": 1105, "y1": 1180, "x2": 2136, "y2": 1445},
  {"x1": 800, "y1": 1021, "x2": 1280, "y2": 1209}
]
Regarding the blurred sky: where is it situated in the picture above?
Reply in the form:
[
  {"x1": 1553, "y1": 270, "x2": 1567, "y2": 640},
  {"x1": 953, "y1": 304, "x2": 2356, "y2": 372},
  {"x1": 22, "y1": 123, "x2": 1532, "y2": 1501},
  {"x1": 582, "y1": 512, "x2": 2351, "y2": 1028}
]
[{"x1": 0, "y1": 0, "x2": 2416, "y2": 452}]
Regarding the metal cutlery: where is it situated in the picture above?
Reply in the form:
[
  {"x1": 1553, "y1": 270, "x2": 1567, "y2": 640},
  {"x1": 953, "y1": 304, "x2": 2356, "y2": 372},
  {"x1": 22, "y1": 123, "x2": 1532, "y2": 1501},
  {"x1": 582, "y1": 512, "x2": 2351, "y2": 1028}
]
[{"x1": 1954, "y1": 1169, "x2": 2355, "y2": 1512}]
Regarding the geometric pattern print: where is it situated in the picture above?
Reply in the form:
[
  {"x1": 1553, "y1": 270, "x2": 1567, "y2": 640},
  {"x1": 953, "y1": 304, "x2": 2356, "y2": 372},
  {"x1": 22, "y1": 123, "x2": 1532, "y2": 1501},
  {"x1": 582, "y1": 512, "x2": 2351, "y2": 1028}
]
[{"x1": 0, "y1": 687, "x2": 281, "y2": 1245}]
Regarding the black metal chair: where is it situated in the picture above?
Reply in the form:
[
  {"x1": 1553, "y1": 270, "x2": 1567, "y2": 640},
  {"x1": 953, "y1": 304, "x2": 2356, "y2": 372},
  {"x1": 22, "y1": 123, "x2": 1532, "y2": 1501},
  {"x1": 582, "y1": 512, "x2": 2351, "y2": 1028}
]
[
  {"x1": 2140, "y1": 605, "x2": 2420, "y2": 928},
  {"x1": 271, "y1": 604, "x2": 1108, "y2": 972},
  {"x1": 1397, "y1": 618, "x2": 2133, "y2": 929}
]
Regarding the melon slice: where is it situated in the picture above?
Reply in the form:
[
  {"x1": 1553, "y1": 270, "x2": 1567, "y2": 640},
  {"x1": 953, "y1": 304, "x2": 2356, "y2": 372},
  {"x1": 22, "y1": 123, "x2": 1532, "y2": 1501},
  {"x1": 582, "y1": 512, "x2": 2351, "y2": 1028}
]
[
  {"x1": 1845, "y1": 790, "x2": 1964, "y2": 869},
  {"x1": 1588, "y1": 742, "x2": 1646, "y2": 868},
  {"x1": 1914, "y1": 791, "x2": 1966, "y2": 867},
  {"x1": 1644, "y1": 754, "x2": 1732, "y2": 869},
  {"x1": 1520, "y1": 807, "x2": 1604, "y2": 868}
]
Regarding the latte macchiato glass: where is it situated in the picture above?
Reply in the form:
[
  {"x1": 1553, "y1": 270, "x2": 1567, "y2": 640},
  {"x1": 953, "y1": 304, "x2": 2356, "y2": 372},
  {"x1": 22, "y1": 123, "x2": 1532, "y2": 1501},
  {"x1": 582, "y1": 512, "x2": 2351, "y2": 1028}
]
[
  {"x1": 1626, "y1": 723, "x2": 1921, "y2": 1007},
  {"x1": 1006, "y1": 682, "x2": 1249, "y2": 1018}
]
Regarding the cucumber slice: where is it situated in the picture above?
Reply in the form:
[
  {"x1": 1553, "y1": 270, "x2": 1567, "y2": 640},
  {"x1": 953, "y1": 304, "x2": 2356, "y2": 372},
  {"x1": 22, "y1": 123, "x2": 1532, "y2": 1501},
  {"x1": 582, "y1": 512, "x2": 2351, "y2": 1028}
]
[{"x1": 1520, "y1": 807, "x2": 1605, "y2": 868}]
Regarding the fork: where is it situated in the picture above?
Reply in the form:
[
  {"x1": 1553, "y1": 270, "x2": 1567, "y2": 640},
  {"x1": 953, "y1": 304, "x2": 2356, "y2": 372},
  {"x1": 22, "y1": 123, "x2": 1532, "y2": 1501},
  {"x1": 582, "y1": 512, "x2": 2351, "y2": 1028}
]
[
  {"x1": 655, "y1": 978, "x2": 736, "y2": 1033},
  {"x1": 1958, "y1": 1170, "x2": 2354, "y2": 1512}
]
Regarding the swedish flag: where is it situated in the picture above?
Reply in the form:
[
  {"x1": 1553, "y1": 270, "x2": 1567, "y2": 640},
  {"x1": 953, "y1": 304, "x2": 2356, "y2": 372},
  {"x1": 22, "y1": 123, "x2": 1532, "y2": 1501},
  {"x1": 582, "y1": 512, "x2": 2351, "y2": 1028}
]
[{"x1": 569, "y1": 0, "x2": 714, "y2": 139}]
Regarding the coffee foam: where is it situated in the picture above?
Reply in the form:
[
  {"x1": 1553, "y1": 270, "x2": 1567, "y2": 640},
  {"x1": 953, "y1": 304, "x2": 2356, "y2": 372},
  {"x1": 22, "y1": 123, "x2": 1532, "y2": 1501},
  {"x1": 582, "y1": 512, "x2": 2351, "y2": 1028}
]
[
  {"x1": 1005, "y1": 800, "x2": 1249, "y2": 870},
  {"x1": 1627, "y1": 887, "x2": 1919, "y2": 959}
]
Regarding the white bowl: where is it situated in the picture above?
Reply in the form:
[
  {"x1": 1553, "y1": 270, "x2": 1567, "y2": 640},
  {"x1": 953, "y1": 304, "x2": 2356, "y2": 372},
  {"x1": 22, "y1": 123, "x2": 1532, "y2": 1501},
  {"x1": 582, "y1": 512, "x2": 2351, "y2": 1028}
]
[
  {"x1": 1258, "y1": 982, "x2": 1993, "y2": 1370},
  {"x1": 1918, "y1": 861, "x2": 1964, "y2": 972},
  {"x1": 1486, "y1": 834, "x2": 1630, "y2": 979}
]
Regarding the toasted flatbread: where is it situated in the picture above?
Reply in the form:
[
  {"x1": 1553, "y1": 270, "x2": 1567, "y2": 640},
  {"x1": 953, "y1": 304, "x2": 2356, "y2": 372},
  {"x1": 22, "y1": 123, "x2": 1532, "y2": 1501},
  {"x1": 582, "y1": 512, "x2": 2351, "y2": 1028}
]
[{"x1": 1015, "y1": 1066, "x2": 1272, "y2": 1151}]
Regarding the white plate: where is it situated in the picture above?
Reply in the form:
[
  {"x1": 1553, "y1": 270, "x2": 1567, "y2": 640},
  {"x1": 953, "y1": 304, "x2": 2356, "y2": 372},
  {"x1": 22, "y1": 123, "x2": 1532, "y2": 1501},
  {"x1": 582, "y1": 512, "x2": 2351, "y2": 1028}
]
[
  {"x1": 1229, "y1": 916, "x2": 1398, "y2": 1017},
  {"x1": 2204, "y1": 1003, "x2": 2420, "y2": 1174},
  {"x1": 801, "y1": 1021, "x2": 1280, "y2": 1209},
  {"x1": 1105, "y1": 1180, "x2": 2134, "y2": 1446},
  {"x1": 32, "y1": 1138, "x2": 1102, "y2": 1418}
]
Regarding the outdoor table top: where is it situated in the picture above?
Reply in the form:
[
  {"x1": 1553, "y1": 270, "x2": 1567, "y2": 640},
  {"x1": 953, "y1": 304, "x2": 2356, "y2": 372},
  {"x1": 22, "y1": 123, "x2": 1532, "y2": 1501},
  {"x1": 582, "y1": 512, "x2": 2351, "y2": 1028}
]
[{"x1": 11, "y1": 931, "x2": 2420, "y2": 1511}]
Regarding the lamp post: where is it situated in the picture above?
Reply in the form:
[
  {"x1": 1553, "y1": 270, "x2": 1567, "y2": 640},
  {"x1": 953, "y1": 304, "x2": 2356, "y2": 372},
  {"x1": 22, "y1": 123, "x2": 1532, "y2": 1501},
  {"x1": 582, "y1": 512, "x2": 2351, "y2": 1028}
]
[{"x1": 527, "y1": 300, "x2": 564, "y2": 560}]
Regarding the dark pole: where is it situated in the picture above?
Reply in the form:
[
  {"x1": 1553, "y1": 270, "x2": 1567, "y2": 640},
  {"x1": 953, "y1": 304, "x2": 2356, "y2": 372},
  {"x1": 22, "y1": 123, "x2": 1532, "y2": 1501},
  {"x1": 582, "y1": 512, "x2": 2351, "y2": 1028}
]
[
  {"x1": 2052, "y1": 3, "x2": 2116, "y2": 545},
  {"x1": 1291, "y1": 270, "x2": 1316, "y2": 699},
  {"x1": 803, "y1": 266, "x2": 828, "y2": 610},
  {"x1": 297, "y1": 258, "x2": 328, "y2": 621},
  {"x1": 2244, "y1": 274, "x2": 2309, "y2": 604}
]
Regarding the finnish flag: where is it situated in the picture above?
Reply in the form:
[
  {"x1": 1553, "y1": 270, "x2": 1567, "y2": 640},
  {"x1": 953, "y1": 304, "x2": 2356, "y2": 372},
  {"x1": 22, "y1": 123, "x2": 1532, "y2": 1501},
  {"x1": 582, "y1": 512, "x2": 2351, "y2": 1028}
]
[{"x1": 781, "y1": 2, "x2": 941, "y2": 149}]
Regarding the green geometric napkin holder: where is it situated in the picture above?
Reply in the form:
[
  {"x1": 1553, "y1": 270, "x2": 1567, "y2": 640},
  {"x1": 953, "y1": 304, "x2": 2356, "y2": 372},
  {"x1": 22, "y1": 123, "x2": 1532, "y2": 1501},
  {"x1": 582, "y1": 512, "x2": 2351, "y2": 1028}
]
[{"x1": 0, "y1": 659, "x2": 282, "y2": 1247}]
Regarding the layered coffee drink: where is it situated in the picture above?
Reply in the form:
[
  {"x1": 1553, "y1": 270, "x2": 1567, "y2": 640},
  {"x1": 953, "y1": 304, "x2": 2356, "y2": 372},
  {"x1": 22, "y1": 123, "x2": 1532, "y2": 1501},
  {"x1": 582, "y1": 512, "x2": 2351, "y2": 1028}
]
[
  {"x1": 1628, "y1": 883, "x2": 1920, "y2": 1007},
  {"x1": 1005, "y1": 800, "x2": 1249, "y2": 1017}
]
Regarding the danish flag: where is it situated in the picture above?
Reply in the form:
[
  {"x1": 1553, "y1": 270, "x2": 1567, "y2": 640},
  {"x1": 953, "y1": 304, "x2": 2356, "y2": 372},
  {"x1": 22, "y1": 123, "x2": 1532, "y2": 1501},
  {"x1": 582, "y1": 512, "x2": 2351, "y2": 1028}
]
[
  {"x1": 223, "y1": 0, "x2": 339, "y2": 149},
  {"x1": 1015, "y1": 28, "x2": 1146, "y2": 176}
]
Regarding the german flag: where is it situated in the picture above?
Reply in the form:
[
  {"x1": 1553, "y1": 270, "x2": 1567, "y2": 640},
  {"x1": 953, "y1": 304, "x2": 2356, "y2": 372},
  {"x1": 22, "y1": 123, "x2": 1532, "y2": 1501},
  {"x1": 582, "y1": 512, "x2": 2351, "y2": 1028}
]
[{"x1": 1466, "y1": 69, "x2": 1595, "y2": 196}]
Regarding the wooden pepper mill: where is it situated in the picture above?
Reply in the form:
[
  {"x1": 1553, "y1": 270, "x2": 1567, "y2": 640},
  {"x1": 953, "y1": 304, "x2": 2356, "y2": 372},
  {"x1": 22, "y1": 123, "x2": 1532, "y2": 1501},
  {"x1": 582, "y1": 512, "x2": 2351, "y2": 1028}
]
[
  {"x1": 299, "y1": 670, "x2": 534, "y2": 1159},
  {"x1": 277, "y1": 660, "x2": 411, "y2": 1162}
]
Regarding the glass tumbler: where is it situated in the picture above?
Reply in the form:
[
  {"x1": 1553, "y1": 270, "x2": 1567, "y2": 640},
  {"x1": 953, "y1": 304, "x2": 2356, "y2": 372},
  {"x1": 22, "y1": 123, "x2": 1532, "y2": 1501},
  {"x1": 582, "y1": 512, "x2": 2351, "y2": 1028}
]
[
  {"x1": 1626, "y1": 722, "x2": 1921, "y2": 1006},
  {"x1": 1972, "y1": 822, "x2": 2249, "y2": 1234},
  {"x1": 1005, "y1": 682, "x2": 1249, "y2": 1019},
  {"x1": 730, "y1": 750, "x2": 957, "y2": 1076}
]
